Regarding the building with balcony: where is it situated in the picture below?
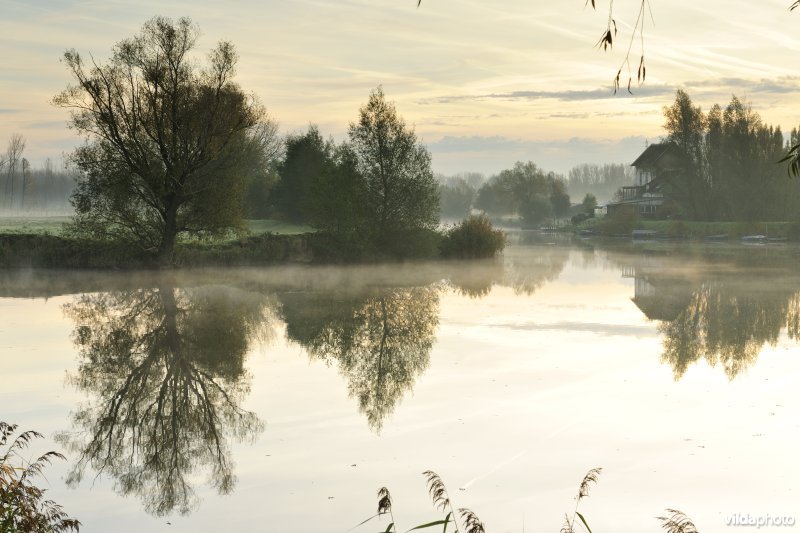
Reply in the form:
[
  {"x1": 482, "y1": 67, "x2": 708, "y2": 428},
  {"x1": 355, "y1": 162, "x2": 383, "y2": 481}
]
[{"x1": 606, "y1": 142, "x2": 681, "y2": 218}]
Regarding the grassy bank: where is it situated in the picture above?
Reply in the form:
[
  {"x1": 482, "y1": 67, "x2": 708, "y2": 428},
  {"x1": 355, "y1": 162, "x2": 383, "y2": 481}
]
[
  {"x1": 577, "y1": 217, "x2": 800, "y2": 240},
  {"x1": 0, "y1": 215, "x2": 508, "y2": 269},
  {"x1": 0, "y1": 232, "x2": 315, "y2": 269},
  {"x1": 0, "y1": 217, "x2": 317, "y2": 268}
]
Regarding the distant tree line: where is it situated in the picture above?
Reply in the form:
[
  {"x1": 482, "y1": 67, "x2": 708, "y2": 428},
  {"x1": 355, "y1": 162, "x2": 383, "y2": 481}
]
[
  {"x1": 435, "y1": 163, "x2": 624, "y2": 227},
  {"x1": 566, "y1": 163, "x2": 634, "y2": 204},
  {"x1": 661, "y1": 89, "x2": 800, "y2": 221},
  {"x1": 0, "y1": 135, "x2": 76, "y2": 215}
]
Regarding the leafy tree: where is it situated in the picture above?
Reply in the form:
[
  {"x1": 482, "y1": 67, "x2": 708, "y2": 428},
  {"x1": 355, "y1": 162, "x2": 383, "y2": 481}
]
[
  {"x1": 273, "y1": 125, "x2": 332, "y2": 223},
  {"x1": 662, "y1": 90, "x2": 709, "y2": 219},
  {"x1": 54, "y1": 17, "x2": 273, "y2": 265},
  {"x1": 309, "y1": 142, "x2": 368, "y2": 246},
  {"x1": 477, "y1": 161, "x2": 569, "y2": 227},
  {"x1": 438, "y1": 176, "x2": 476, "y2": 219},
  {"x1": 474, "y1": 177, "x2": 516, "y2": 216},
  {"x1": 549, "y1": 178, "x2": 571, "y2": 219},
  {"x1": 348, "y1": 87, "x2": 439, "y2": 253},
  {"x1": 581, "y1": 193, "x2": 598, "y2": 214}
]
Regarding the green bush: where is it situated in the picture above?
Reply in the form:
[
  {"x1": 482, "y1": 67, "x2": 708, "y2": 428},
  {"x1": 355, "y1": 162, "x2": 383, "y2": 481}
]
[
  {"x1": 597, "y1": 209, "x2": 640, "y2": 236},
  {"x1": 440, "y1": 215, "x2": 506, "y2": 259}
]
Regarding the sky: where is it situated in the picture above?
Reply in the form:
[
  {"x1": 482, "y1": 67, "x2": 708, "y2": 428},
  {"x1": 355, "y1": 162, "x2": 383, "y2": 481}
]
[{"x1": 1, "y1": 0, "x2": 799, "y2": 176}]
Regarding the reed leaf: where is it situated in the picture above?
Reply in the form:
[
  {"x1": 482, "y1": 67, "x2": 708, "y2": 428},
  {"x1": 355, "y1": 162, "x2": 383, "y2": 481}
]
[
  {"x1": 576, "y1": 511, "x2": 593, "y2": 533},
  {"x1": 407, "y1": 518, "x2": 451, "y2": 531}
]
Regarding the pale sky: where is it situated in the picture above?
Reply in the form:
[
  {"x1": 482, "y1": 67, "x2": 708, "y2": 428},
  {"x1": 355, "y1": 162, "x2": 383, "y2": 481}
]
[{"x1": 1, "y1": 0, "x2": 799, "y2": 176}]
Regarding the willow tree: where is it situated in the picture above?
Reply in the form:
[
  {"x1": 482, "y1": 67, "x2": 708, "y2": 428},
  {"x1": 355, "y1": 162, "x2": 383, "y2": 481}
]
[{"x1": 54, "y1": 17, "x2": 270, "y2": 265}]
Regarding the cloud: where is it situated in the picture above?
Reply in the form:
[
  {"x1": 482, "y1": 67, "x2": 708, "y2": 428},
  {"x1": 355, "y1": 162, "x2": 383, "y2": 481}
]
[
  {"x1": 419, "y1": 85, "x2": 675, "y2": 105},
  {"x1": 420, "y1": 77, "x2": 800, "y2": 107},
  {"x1": 0, "y1": 109, "x2": 21, "y2": 114}
]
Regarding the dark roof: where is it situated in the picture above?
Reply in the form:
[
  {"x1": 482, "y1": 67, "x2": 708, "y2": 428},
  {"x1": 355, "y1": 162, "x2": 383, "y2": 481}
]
[{"x1": 631, "y1": 142, "x2": 677, "y2": 168}]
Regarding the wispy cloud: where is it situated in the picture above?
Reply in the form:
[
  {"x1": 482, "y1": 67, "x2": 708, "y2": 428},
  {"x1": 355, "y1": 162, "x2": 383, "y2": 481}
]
[{"x1": 420, "y1": 77, "x2": 800, "y2": 106}]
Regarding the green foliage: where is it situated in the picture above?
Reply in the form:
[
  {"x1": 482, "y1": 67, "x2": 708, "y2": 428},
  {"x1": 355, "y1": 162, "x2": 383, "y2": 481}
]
[
  {"x1": 54, "y1": 17, "x2": 273, "y2": 265},
  {"x1": 273, "y1": 126, "x2": 332, "y2": 222},
  {"x1": 476, "y1": 161, "x2": 570, "y2": 227},
  {"x1": 598, "y1": 208, "x2": 639, "y2": 235},
  {"x1": 440, "y1": 214, "x2": 506, "y2": 259},
  {"x1": 658, "y1": 90, "x2": 799, "y2": 222},
  {"x1": 1, "y1": 422, "x2": 80, "y2": 532},
  {"x1": 779, "y1": 127, "x2": 800, "y2": 177},
  {"x1": 438, "y1": 177, "x2": 477, "y2": 219},
  {"x1": 309, "y1": 143, "x2": 368, "y2": 241},
  {"x1": 349, "y1": 87, "x2": 440, "y2": 255},
  {"x1": 581, "y1": 193, "x2": 598, "y2": 214}
]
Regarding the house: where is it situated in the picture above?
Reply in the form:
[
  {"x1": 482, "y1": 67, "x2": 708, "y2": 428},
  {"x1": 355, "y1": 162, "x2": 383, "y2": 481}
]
[{"x1": 606, "y1": 142, "x2": 682, "y2": 218}]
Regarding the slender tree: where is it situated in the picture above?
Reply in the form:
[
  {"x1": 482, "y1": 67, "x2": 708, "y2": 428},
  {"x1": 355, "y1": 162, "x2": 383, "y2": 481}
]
[{"x1": 348, "y1": 87, "x2": 439, "y2": 252}]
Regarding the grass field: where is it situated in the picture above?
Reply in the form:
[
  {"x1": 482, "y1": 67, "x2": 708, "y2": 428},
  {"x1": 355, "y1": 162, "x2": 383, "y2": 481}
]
[
  {"x1": 245, "y1": 219, "x2": 314, "y2": 235},
  {"x1": 0, "y1": 216, "x2": 313, "y2": 237},
  {"x1": 0, "y1": 216, "x2": 70, "y2": 235}
]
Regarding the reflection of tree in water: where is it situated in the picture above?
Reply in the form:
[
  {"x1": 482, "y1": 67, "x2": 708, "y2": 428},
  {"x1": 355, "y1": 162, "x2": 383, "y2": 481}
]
[
  {"x1": 659, "y1": 285, "x2": 800, "y2": 379},
  {"x1": 447, "y1": 259, "x2": 503, "y2": 298},
  {"x1": 502, "y1": 246, "x2": 570, "y2": 295},
  {"x1": 621, "y1": 249, "x2": 800, "y2": 380},
  {"x1": 281, "y1": 286, "x2": 439, "y2": 432},
  {"x1": 58, "y1": 286, "x2": 271, "y2": 515}
]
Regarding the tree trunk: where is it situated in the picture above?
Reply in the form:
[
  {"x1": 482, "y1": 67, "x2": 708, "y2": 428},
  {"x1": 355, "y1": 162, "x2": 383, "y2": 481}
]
[{"x1": 158, "y1": 200, "x2": 178, "y2": 267}]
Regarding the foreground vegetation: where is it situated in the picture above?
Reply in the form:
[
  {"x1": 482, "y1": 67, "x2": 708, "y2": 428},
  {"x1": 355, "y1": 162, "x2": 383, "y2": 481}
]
[
  {"x1": 1, "y1": 422, "x2": 80, "y2": 532},
  {"x1": 354, "y1": 468, "x2": 700, "y2": 533}
]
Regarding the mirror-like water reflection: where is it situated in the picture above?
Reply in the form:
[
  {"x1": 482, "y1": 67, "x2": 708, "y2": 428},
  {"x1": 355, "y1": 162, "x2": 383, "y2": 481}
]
[
  {"x1": 2, "y1": 237, "x2": 799, "y2": 531},
  {"x1": 58, "y1": 286, "x2": 270, "y2": 515}
]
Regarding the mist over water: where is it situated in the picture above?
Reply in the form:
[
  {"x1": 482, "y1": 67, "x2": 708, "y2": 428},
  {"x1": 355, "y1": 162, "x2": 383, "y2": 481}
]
[{"x1": 2, "y1": 236, "x2": 800, "y2": 531}]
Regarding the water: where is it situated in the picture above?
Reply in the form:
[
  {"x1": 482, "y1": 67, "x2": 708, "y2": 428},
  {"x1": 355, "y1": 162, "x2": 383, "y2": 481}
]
[{"x1": 2, "y1": 235, "x2": 799, "y2": 532}]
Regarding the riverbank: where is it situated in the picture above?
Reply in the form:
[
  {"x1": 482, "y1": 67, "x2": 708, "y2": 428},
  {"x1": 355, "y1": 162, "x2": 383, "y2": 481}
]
[
  {"x1": 0, "y1": 215, "x2": 505, "y2": 269},
  {"x1": 575, "y1": 217, "x2": 800, "y2": 241}
]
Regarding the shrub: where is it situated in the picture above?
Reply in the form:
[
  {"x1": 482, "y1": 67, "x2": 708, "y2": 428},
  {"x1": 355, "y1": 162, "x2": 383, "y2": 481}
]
[
  {"x1": 598, "y1": 208, "x2": 640, "y2": 236},
  {"x1": 440, "y1": 214, "x2": 506, "y2": 259}
]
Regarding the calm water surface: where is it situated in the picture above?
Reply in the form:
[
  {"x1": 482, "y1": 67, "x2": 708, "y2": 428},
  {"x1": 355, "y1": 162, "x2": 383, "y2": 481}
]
[{"x1": 2, "y1": 235, "x2": 799, "y2": 532}]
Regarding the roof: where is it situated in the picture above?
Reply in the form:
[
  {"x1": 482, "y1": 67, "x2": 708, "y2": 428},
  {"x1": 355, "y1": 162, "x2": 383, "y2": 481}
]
[{"x1": 631, "y1": 142, "x2": 678, "y2": 168}]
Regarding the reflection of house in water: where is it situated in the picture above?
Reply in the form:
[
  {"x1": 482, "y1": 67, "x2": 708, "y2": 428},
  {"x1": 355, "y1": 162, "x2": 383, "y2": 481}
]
[
  {"x1": 617, "y1": 251, "x2": 800, "y2": 379},
  {"x1": 624, "y1": 256, "x2": 691, "y2": 322}
]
